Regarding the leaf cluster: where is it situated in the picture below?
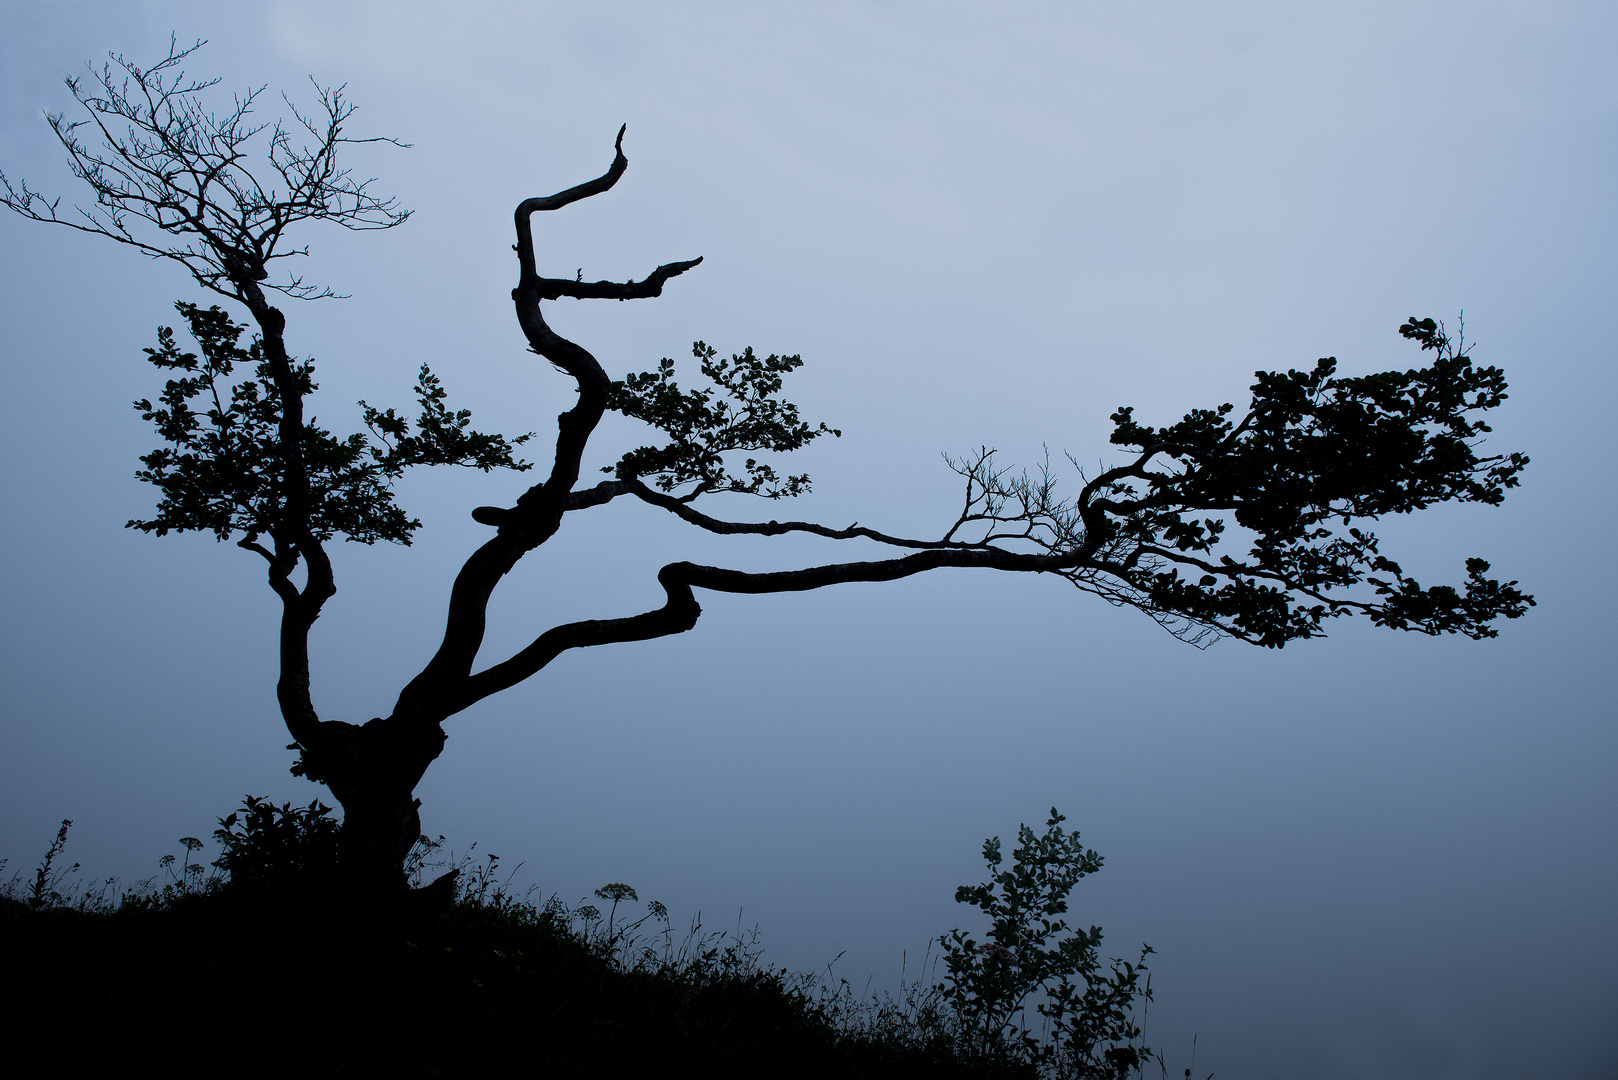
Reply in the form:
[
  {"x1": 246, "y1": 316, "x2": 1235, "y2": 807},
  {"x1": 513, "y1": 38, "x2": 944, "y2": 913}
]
[
  {"x1": 129, "y1": 302, "x2": 530, "y2": 550},
  {"x1": 1089, "y1": 316, "x2": 1532, "y2": 645},
  {"x1": 605, "y1": 341, "x2": 839, "y2": 499}
]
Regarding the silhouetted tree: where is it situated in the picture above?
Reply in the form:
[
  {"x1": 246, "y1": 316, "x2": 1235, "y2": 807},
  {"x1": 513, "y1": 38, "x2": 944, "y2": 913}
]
[{"x1": 3, "y1": 41, "x2": 1532, "y2": 893}]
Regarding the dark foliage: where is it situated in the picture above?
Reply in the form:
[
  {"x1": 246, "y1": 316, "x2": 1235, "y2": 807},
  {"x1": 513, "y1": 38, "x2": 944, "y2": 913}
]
[
  {"x1": 210, "y1": 795, "x2": 342, "y2": 893},
  {"x1": 607, "y1": 341, "x2": 840, "y2": 498},
  {"x1": 130, "y1": 301, "x2": 530, "y2": 549},
  {"x1": 940, "y1": 810, "x2": 1153, "y2": 1079},
  {"x1": 1087, "y1": 315, "x2": 1532, "y2": 645}
]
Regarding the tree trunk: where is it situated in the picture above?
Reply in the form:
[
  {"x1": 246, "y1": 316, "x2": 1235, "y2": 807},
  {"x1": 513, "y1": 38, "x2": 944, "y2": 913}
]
[{"x1": 308, "y1": 714, "x2": 448, "y2": 894}]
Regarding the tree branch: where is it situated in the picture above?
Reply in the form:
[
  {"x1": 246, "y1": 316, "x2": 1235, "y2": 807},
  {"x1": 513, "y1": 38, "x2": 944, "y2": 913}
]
[
  {"x1": 535, "y1": 258, "x2": 703, "y2": 301},
  {"x1": 452, "y1": 547, "x2": 1064, "y2": 714},
  {"x1": 511, "y1": 124, "x2": 628, "y2": 284},
  {"x1": 0, "y1": 37, "x2": 408, "y2": 302},
  {"x1": 398, "y1": 128, "x2": 702, "y2": 719},
  {"x1": 624, "y1": 478, "x2": 946, "y2": 548}
]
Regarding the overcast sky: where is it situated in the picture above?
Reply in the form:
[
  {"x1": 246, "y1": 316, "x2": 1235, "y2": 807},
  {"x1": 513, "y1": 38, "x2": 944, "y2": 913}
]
[{"x1": 3, "y1": 2, "x2": 1615, "y2": 1077}]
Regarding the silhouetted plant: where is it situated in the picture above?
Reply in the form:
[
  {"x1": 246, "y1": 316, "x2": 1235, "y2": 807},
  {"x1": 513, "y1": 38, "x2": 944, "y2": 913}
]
[
  {"x1": 940, "y1": 809, "x2": 1154, "y2": 1079},
  {"x1": 155, "y1": 833, "x2": 214, "y2": 899},
  {"x1": 26, "y1": 820, "x2": 78, "y2": 911},
  {"x1": 1, "y1": 820, "x2": 120, "y2": 913},
  {"x1": 131, "y1": 301, "x2": 531, "y2": 549},
  {"x1": 210, "y1": 795, "x2": 341, "y2": 893}
]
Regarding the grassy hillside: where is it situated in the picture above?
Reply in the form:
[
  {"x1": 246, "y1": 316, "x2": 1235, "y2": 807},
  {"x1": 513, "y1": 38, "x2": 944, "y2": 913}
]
[{"x1": 1, "y1": 802, "x2": 1154, "y2": 1079}]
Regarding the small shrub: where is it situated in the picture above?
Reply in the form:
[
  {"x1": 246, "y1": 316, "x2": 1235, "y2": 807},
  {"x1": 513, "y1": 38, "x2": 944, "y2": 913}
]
[
  {"x1": 939, "y1": 808, "x2": 1155, "y2": 1079},
  {"x1": 211, "y1": 795, "x2": 341, "y2": 893}
]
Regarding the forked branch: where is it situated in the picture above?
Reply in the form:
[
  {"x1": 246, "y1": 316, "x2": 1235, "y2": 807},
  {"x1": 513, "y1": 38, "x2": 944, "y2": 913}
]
[{"x1": 397, "y1": 127, "x2": 703, "y2": 719}]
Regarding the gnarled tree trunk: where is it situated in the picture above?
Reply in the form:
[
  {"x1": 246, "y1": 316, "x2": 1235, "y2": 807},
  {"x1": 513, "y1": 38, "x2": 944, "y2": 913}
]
[{"x1": 303, "y1": 715, "x2": 447, "y2": 891}]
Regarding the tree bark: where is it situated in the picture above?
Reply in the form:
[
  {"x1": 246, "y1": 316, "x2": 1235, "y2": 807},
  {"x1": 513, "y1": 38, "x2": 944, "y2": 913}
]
[{"x1": 300, "y1": 713, "x2": 449, "y2": 892}]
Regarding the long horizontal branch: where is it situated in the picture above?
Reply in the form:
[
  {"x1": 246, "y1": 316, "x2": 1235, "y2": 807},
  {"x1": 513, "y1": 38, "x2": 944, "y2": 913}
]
[
  {"x1": 450, "y1": 546, "x2": 1067, "y2": 714},
  {"x1": 562, "y1": 476, "x2": 1084, "y2": 555}
]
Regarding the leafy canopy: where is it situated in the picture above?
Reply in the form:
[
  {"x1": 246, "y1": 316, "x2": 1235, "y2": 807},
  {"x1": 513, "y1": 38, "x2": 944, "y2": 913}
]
[
  {"x1": 130, "y1": 302, "x2": 531, "y2": 549},
  {"x1": 998, "y1": 316, "x2": 1534, "y2": 647},
  {"x1": 605, "y1": 341, "x2": 840, "y2": 500}
]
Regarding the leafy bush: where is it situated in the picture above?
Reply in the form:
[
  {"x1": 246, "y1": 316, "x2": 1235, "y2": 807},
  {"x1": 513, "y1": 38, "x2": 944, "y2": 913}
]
[
  {"x1": 211, "y1": 795, "x2": 341, "y2": 893},
  {"x1": 939, "y1": 808, "x2": 1155, "y2": 1079}
]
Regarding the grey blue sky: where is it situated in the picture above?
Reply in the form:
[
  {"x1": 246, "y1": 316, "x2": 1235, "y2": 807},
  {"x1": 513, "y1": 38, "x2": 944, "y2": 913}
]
[{"x1": 2, "y1": 3, "x2": 1614, "y2": 1077}]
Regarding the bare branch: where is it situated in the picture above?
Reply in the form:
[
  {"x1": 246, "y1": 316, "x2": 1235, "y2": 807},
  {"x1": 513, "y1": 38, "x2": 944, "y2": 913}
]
[
  {"x1": 534, "y1": 257, "x2": 703, "y2": 301},
  {"x1": 623, "y1": 478, "x2": 944, "y2": 548},
  {"x1": 1, "y1": 35, "x2": 408, "y2": 301},
  {"x1": 399, "y1": 127, "x2": 705, "y2": 717}
]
